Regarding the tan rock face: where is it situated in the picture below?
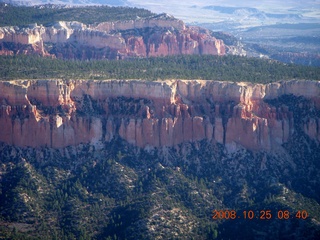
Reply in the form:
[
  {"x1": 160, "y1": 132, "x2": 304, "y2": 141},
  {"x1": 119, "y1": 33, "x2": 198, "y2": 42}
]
[
  {"x1": 0, "y1": 79, "x2": 319, "y2": 150},
  {"x1": 0, "y1": 15, "x2": 225, "y2": 59}
]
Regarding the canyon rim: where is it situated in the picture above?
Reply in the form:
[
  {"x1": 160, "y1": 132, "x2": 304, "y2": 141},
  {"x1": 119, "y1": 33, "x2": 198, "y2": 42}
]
[{"x1": 1, "y1": 79, "x2": 319, "y2": 152}]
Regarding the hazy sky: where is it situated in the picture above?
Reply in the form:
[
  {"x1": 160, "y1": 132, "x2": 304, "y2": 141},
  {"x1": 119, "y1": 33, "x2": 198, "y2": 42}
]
[
  {"x1": 128, "y1": 0, "x2": 319, "y2": 9},
  {"x1": 3, "y1": 0, "x2": 320, "y2": 23},
  {"x1": 127, "y1": 0, "x2": 320, "y2": 23}
]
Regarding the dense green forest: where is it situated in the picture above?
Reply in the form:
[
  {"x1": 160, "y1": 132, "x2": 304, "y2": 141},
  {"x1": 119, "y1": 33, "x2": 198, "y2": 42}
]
[
  {"x1": 0, "y1": 55, "x2": 319, "y2": 83},
  {"x1": 0, "y1": 134, "x2": 319, "y2": 239},
  {"x1": 0, "y1": 3, "x2": 154, "y2": 27}
]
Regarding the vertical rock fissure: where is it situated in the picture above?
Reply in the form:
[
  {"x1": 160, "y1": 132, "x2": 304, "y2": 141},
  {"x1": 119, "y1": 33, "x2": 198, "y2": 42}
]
[
  {"x1": 282, "y1": 120, "x2": 285, "y2": 143},
  {"x1": 49, "y1": 116, "x2": 53, "y2": 148},
  {"x1": 222, "y1": 121, "x2": 227, "y2": 146},
  {"x1": 101, "y1": 118, "x2": 107, "y2": 141},
  {"x1": 221, "y1": 105, "x2": 229, "y2": 146}
]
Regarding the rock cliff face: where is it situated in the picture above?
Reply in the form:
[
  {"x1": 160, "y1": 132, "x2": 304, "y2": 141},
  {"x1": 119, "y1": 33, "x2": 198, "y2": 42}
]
[
  {"x1": 0, "y1": 79, "x2": 319, "y2": 151},
  {"x1": 0, "y1": 14, "x2": 225, "y2": 59}
]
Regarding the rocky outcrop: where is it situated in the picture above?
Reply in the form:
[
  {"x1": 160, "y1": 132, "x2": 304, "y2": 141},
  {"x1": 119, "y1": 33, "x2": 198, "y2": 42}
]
[
  {"x1": 0, "y1": 79, "x2": 319, "y2": 151},
  {"x1": 0, "y1": 14, "x2": 226, "y2": 59}
]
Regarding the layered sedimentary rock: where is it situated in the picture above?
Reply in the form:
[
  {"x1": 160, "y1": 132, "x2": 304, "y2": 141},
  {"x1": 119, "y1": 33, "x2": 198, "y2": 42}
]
[
  {"x1": 0, "y1": 14, "x2": 225, "y2": 59},
  {"x1": 0, "y1": 79, "x2": 319, "y2": 151}
]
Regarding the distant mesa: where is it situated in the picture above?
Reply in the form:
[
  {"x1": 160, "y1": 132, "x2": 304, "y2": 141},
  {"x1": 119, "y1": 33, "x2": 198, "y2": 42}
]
[
  {"x1": 203, "y1": 5, "x2": 302, "y2": 19},
  {"x1": 203, "y1": 6, "x2": 260, "y2": 15}
]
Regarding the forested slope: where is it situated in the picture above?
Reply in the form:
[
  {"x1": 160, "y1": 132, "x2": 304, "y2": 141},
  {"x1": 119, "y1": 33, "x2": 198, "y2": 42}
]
[
  {"x1": 1, "y1": 55, "x2": 319, "y2": 82},
  {"x1": 0, "y1": 3, "x2": 154, "y2": 26}
]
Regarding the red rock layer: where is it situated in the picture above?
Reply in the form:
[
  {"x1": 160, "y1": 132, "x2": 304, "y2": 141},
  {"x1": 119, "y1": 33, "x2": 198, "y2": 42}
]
[
  {"x1": 0, "y1": 16, "x2": 225, "y2": 59},
  {"x1": 0, "y1": 79, "x2": 319, "y2": 151}
]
